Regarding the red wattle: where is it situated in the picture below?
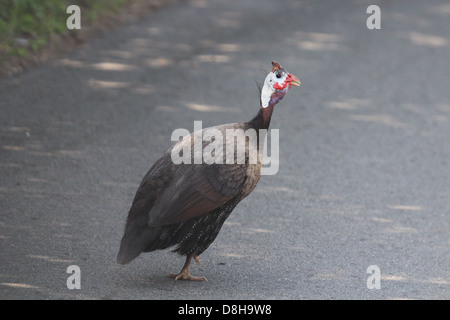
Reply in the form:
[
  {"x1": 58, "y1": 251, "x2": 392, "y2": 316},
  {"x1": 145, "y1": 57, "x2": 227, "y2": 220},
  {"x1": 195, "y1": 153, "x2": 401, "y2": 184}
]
[{"x1": 273, "y1": 81, "x2": 287, "y2": 90}]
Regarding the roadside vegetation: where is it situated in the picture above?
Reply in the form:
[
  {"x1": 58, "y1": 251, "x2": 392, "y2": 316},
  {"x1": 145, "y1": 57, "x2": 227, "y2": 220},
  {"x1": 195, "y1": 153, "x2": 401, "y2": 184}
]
[{"x1": 0, "y1": 0, "x2": 164, "y2": 75}]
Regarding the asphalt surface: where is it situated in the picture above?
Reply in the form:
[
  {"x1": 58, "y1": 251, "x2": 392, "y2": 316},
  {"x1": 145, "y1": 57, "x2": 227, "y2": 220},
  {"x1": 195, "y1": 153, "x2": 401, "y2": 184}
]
[{"x1": 1, "y1": 0, "x2": 449, "y2": 300}]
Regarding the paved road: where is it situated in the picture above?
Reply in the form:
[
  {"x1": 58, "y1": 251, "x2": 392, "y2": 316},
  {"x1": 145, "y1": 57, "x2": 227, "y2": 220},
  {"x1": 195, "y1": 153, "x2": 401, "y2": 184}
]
[{"x1": 1, "y1": 0, "x2": 449, "y2": 299}]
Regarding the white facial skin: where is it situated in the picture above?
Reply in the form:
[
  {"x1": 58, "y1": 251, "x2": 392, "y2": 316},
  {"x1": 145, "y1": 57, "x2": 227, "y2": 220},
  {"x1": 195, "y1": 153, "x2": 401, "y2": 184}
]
[{"x1": 260, "y1": 70, "x2": 289, "y2": 108}]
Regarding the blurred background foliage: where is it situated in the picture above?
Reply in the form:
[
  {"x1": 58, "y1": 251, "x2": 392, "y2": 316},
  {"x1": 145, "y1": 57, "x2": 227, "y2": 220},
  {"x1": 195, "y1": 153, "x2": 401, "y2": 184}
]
[{"x1": 0, "y1": 0, "x2": 128, "y2": 61}]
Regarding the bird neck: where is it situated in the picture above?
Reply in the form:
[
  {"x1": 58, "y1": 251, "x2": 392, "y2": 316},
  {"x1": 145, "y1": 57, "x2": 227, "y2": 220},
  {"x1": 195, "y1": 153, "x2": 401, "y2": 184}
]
[
  {"x1": 253, "y1": 85, "x2": 288, "y2": 130},
  {"x1": 250, "y1": 102, "x2": 275, "y2": 130}
]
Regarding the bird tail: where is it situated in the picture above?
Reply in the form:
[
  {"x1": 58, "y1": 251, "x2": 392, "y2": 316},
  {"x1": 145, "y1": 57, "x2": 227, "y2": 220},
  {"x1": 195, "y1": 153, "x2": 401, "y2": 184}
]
[{"x1": 117, "y1": 217, "x2": 159, "y2": 265}]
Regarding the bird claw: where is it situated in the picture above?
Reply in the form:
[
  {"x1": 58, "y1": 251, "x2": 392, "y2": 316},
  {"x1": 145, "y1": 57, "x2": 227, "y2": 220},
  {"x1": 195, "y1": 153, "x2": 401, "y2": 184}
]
[
  {"x1": 169, "y1": 272, "x2": 207, "y2": 282},
  {"x1": 168, "y1": 254, "x2": 207, "y2": 281}
]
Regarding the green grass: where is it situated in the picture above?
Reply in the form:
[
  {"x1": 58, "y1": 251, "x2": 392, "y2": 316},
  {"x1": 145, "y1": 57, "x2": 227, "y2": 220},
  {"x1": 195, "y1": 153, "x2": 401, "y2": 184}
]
[{"x1": 0, "y1": 0, "x2": 130, "y2": 59}]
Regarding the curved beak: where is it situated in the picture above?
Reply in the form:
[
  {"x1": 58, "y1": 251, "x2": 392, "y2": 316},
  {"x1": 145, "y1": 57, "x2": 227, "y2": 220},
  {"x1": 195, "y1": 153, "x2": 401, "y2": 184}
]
[{"x1": 286, "y1": 73, "x2": 301, "y2": 87}]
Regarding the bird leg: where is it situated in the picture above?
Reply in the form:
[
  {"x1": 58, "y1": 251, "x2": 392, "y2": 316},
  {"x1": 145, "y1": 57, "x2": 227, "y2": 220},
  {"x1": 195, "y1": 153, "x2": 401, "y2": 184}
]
[{"x1": 169, "y1": 254, "x2": 207, "y2": 281}]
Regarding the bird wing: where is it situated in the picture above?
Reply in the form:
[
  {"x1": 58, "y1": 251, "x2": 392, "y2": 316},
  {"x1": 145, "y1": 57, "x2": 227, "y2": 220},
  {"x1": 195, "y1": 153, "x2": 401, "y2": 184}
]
[
  {"x1": 127, "y1": 122, "x2": 258, "y2": 227},
  {"x1": 143, "y1": 124, "x2": 254, "y2": 227},
  {"x1": 147, "y1": 161, "x2": 248, "y2": 226}
]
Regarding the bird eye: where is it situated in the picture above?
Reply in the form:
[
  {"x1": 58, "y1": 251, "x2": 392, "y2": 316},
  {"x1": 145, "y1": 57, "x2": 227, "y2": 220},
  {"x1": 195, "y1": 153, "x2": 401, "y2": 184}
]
[{"x1": 276, "y1": 73, "x2": 282, "y2": 79}]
